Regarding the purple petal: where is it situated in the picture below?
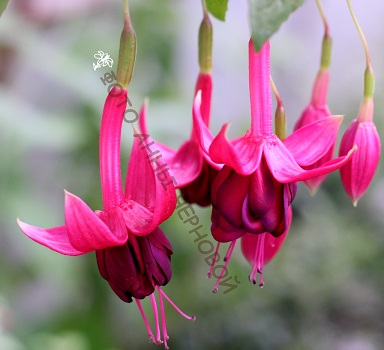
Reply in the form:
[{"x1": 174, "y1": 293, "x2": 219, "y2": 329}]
[{"x1": 17, "y1": 219, "x2": 85, "y2": 256}]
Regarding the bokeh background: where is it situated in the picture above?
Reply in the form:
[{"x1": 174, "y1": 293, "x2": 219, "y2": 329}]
[{"x1": 1, "y1": 1, "x2": 384, "y2": 349}]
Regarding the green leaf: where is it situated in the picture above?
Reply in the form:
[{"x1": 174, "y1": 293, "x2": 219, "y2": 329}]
[
  {"x1": 0, "y1": 0, "x2": 10, "y2": 16},
  {"x1": 206, "y1": 0, "x2": 229, "y2": 21},
  {"x1": 249, "y1": 0, "x2": 305, "y2": 51}
]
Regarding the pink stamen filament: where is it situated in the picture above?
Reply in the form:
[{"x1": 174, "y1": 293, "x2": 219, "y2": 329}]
[
  {"x1": 213, "y1": 241, "x2": 236, "y2": 293},
  {"x1": 135, "y1": 299, "x2": 155, "y2": 343},
  {"x1": 150, "y1": 294, "x2": 162, "y2": 345},
  {"x1": 157, "y1": 288, "x2": 169, "y2": 350},
  {"x1": 137, "y1": 289, "x2": 196, "y2": 349},
  {"x1": 207, "y1": 242, "x2": 221, "y2": 278},
  {"x1": 249, "y1": 233, "x2": 265, "y2": 287},
  {"x1": 158, "y1": 287, "x2": 196, "y2": 321}
]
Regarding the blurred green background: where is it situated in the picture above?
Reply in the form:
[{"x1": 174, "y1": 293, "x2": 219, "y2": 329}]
[{"x1": 1, "y1": 1, "x2": 384, "y2": 349}]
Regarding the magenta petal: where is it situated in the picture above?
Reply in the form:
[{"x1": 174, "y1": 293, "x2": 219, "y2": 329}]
[
  {"x1": 209, "y1": 126, "x2": 263, "y2": 176},
  {"x1": 17, "y1": 219, "x2": 85, "y2": 256},
  {"x1": 99, "y1": 86, "x2": 127, "y2": 210},
  {"x1": 125, "y1": 133, "x2": 176, "y2": 234},
  {"x1": 192, "y1": 92, "x2": 215, "y2": 156},
  {"x1": 125, "y1": 134, "x2": 157, "y2": 209},
  {"x1": 166, "y1": 141, "x2": 203, "y2": 188},
  {"x1": 64, "y1": 191, "x2": 127, "y2": 252},
  {"x1": 192, "y1": 95, "x2": 222, "y2": 170},
  {"x1": 339, "y1": 120, "x2": 381, "y2": 205},
  {"x1": 138, "y1": 100, "x2": 150, "y2": 135},
  {"x1": 284, "y1": 116, "x2": 343, "y2": 166},
  {"x1": 194, "y1": 73, "x2": 212, "y2": 125},
  {"x1": 265, "y1": 136, "x2": 356, "y2": 183},
  {"x1": 121, "y1": 201, "x2": 156, "y2": 234},
  {"x1": 138, "y1": 101, "x2": 176, "y2": 160}
]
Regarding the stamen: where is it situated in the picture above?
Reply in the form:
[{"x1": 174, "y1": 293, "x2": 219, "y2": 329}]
[
  {"x1": 157, "y1": 288, "x2": 169, "y2": 350},
  {"x1": 135, "y1": 299, "x2": 155, "y2": 343},
  {"x1": 212, "y1": 241, "x2": 236, "y2": 293},
  {"x1": 249, "y1": 233, "x2": 265, "y2": 287},
  {"x1": 150, "y1": 294, "x2": 162, "y2": 345},
  {"x1": 207, "y1": 242, "x2": 221, "y2": 278},
  {"x1": 158, "y1": 287, "x2": 196, "y2": 321}
]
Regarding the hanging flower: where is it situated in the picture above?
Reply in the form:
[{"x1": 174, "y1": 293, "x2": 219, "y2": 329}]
[
  {"x1": 18, "y1": 86, "x2": 194, "y2": 347},
  {"x1": 194, "y1": 39, "x2": 356, "y2": 290},
  {"x1": 339, "y1": 0, "x2": 381, "y2": 206},
  {"x1": 139, "y1": 11, "x2": 221, "y2": 207}
]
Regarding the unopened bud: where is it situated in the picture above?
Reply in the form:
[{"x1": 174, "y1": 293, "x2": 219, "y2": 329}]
[
  {"x1": 274, "y1": 104, "x2": 286, "y2": 141},
  {"x1": 117, "y1": 7, "x2": 137, "y2": 88},
  {"x1": 364, "y1": 65, "x2": 375, "y2": 99},
  {"x1": 320, "y1": 34, "x2": 332, "y2": 70},
  {"x1": 198, "y1": 14, "x2": 212, "y2": 73}
]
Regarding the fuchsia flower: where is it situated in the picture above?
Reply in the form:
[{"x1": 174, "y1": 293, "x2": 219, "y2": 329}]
[
  {"x1": 18, "y1": 86, "x2": 194, "y2": 347},
  {"x1": 338, "y1": 1, "x2": 380, "y2": 206},
  {"x1": 140, "y1": 12, "x2": 221, "y2": 207},
  {"x1": 194, "y1": 39, "x2": 356, "y2": 288},
  {"x1": 294, "y1": 68, "x2": 335, "y2": 193},
  {"x1": 140, "y1": 72, "x2": 220, "y2": 207},
  {"x1": 293, "y1": 30, "x2": 340, "y2": 194},
  {"x1": 339, "y1": 97, "x2": 380, "y2": 206}
]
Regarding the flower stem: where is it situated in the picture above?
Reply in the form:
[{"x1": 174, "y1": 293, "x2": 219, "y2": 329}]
[
  {"x1": 315, "y1": 0, "x2": 329, "y2": 36},
  {"x1": 346, "y1": 0, "x2": 374, "y2": 99},
  {"x1": 315, "y1": 0, "x2": 332, "y2": 70},
  {"x1": 201, "y1": 0, "x2": 208, "y2": 15}
]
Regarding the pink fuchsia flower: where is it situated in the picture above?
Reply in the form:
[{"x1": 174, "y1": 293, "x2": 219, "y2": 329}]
[
  {"x1": 18, "y1": 86, "x2": 194, "y2": 347},
  {"x1": 140, "y1": 73, "x2": 220, "y2": 207},
  {"x1": 338, "y1": 0, "x2": 381, "y2": 207},
  {"x1": 195, "y1": 39, "x2": 356, "y2": 289},
  {"x1": 294, "y1": 33, "x2": 338, "y2": 194},
  {"x1": 339, "y1": 97, "x2": 380, "y2": 206},
  {"x1": 139, "y1": 12, "x2": 221, "y2": 207}
]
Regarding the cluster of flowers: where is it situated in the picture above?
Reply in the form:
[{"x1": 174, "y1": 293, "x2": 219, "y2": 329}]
[{"x1": 17, "y1": 1, "x2": 380, "y2": 348}]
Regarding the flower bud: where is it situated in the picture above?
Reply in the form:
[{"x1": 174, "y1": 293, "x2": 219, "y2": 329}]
[
  {"x1": 116, "y1": 6, "x2": 137, "y2": 88},
  {"x1": 339, "y1": 98, "x2": 380, "y2": 206},
  {"x1": 198, "y1": 13, "x2": 213, "y2": 73}
]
